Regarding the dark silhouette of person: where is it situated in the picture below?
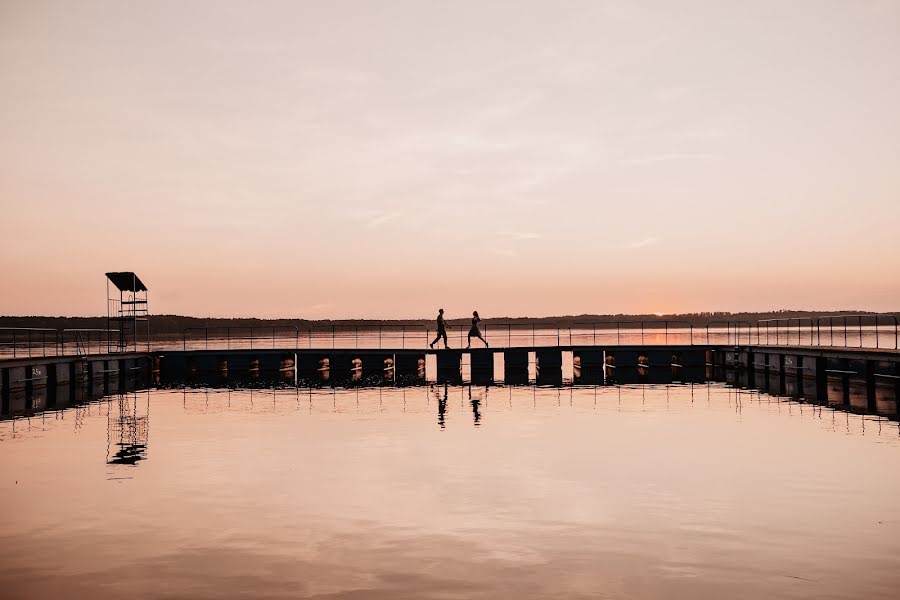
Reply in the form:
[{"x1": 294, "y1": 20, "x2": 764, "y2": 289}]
[
  {"x1": 467, "y1": 310, "x2": 488, "y2": 349},
  {"x1": 430, "y1": 308, "x2": 451, "y2": 349}
]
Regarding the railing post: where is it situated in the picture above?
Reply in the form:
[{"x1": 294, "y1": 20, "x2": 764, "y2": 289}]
[
  {"x1": 858, "y1": 316, "x2": 863, "y2": 348},
  {"x1": 843, "y1": 317, "x2": 847, "y2": 348}
]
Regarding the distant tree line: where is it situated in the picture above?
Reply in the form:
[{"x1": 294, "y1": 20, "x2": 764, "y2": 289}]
[{"x1": 1, "y1": 310, "x2": 896, "y2": 336}]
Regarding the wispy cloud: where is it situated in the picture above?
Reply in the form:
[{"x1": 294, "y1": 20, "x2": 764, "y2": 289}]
[
  {"x1": 497, "y1": 231, "x2": 541, "y2": 240},
  {"x1": 619, "y1": 153, "x2": 720, "y2": 167},
  {"x1": 364, "y1": 211, "x2": 401, "y2": 229},
  {"x1": 629, "y1": 237, "x2": 658, "y2": 248}
]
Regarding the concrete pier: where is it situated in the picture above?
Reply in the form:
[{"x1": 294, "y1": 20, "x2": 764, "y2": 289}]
[
  {"x1": 3, "y1": 343, "x2": 899, "y2": 420},
  {"x1": 0, "y1": 352, "x2": 151, "y2": 419}
]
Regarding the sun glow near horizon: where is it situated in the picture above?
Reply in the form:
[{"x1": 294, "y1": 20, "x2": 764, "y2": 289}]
[{"x1": 1, "y1": 1, "x2": 899, "y2": 318}]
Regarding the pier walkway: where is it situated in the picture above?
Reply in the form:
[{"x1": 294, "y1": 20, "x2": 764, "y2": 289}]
[{"x1": 2, "y1": 316, "x2": 899, "y2": 419}]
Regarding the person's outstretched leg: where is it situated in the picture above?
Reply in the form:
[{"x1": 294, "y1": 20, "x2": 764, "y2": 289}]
[
  {"x1": 430, "y1": 333, "x2": 441, "y2": 349},
  {"x1": 466, "y1": 335, "x2": 471, "y2": 349},
  {"x1": 479, "y1": 334, "x2": 489, "y2": 348},
  {"x1": 442, "y1": 332, "x2": 450, "y2": 349}
]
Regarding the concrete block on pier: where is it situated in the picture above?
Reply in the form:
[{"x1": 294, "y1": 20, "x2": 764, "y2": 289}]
[
  {"x1": 26, "y1": 363, "x2": 49, "y2": 390},
  {"x1": 8, "y1": 366, "x2": 26, "y2": 393},
  {"x1": 469, "y1": 349, "x2": 493, "y2": 385},
  {"x1": 824, "y1": 357, "x2": 850, "y2": 405},
  {"x1": 355, "y1": 352, "x2": 395, "y2": 380},
  {"x1": 873, "y1": 361, "x2": 898, "y2": 414},
  {"x1": 436, "y1": 350, "x2": 462, "y2": 384},
  {"x1": 574, "y1": 348, "x2": 604, "y2": 384},
  {"x1": 394, "y1": 352, "x2": 425, "y2": 380},
  {"x1": 503, "y1": 349, "x2": 529, "y2": 385},
  {"x1": 54, "y1": 362, "x2": 72, "y2": 386}
]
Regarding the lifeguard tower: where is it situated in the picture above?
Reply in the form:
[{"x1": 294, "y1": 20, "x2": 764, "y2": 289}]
[{"x1": 105, "y1": 272, "x2": 150, "y2": 353}]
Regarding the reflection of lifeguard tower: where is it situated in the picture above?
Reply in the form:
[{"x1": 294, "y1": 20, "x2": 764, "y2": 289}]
[
  {"x1": 107, "y1": 391, "x2": 150, "y2": 466},
  {"x1": 105, "y1": 272, "x2": 150, "y2": 353}
]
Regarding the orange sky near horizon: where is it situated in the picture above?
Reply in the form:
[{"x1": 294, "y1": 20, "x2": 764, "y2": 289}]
[{"x1": 1, "y1": 1, "x2": 899, "y2": 319}]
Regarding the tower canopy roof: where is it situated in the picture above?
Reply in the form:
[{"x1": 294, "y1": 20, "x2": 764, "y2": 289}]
[{"x1": 106, "y1": 272, "x2": 148, "y2": 292}]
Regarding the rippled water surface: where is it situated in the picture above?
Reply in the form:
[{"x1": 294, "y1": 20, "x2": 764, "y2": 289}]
[{"x1": 2, "y1": 384, "x2": 900, "y2": 599}]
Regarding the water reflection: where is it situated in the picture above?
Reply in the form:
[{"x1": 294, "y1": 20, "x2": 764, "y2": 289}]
[
  {"x1": 106, "y1": 391, "x2": 150, "y2": 467},
  {"x1": 468, "y1": 385, "x2": 483, "y2": 426},
  {"x1": 436, "y1": 384, "x2": 448, "y2": 429},
  {"x1": 4, "y1": 383, "x2": 900, "y2": 599}
]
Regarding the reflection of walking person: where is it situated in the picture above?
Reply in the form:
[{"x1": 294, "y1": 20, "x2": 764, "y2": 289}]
[
  {"x1": 438, "y1": 383, "x2": 448, "y2": 429},
  {"x1": 429, "y1": 308, "x2": 451, "y2": 349},
  {"x1": 468, "y1": 385, "x2": 482, "y2": 426},
  {"x1": 467, "y1": 311, "x2": 488, "y2": 349}
]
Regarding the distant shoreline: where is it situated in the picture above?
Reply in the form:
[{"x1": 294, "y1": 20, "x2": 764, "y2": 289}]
[{"x1": 1, "y1": 311, "x2": 897, "y2": 336}]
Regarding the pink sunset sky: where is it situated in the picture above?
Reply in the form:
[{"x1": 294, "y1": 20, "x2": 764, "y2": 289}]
[{"x1": 1, "y1": 1, "x2": 898, "y2": 319}]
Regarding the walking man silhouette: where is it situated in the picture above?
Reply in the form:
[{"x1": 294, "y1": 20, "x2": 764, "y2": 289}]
[{"x1": 430, "y1": 308, "x2": 451, "y2": 349}]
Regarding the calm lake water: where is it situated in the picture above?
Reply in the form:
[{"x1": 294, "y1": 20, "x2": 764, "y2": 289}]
[{"x1": 2, "y1": 383, "x2": 900, "y2": 599}]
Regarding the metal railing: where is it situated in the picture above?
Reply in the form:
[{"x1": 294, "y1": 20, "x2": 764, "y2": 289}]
[
  {"x1": 815, "y1": 314, "x2": 898, "y2": 350},
  {"x1": 756, "y1": 317, "x2": 815, "y2": 346},
  {"x1": 478, "y1": 322, "x2": 560, "y2": 348},
  {"x1": 6, "y1": 315, "x2": 891, "y2": 359},
  {"x1": 568, "y1": 321, "x2": 694, "y2": 346},
  {"x1": 180, "y1": 325, "x2": 431, "y2": 350},
  {"x1": 182, "y1": 326, "x2": 301, "y2": 351},
  {"x1": 749, "y1": 314, "x2": 898, "y2": 350},
  {"x1": 705, "y1": 321, "x2": 754, "y2": 345},
  {"x1": 0, "y1": 327, "x2": 60, "y2": 358},
  {"x1": 61, "y1": 329, "x2": 120, "y2": 357},
  {"x1": 304, "y1": 324, "x2": 430, "y2": 349}
]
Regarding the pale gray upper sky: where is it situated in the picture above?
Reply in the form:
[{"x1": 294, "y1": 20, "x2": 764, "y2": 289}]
[{"x1": 1, "y1": 0, "x2": 898, "y2": 317}]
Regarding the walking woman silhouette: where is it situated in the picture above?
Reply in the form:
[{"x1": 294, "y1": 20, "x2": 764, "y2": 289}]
[{"x1": 467, "y1": 311, "x2": 488, "y2": 349}]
